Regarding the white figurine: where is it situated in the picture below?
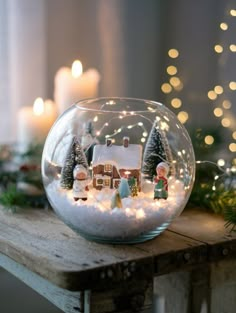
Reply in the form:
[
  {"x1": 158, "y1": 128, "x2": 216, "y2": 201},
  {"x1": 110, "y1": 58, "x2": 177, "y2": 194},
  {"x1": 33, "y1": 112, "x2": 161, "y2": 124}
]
[{"x1": 73, "y1": 164, "x2": 89, "y2": 201}]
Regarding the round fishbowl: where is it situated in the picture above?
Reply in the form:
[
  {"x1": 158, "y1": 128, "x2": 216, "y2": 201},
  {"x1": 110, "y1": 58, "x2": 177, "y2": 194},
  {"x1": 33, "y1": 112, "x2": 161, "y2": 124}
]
[{"x1": 42, "y1": 97, "x2": 195, "y2": 244}]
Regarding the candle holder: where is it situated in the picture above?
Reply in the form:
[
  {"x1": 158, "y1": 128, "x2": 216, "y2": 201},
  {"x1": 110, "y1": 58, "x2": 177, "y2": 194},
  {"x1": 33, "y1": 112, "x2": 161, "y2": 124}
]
[{"x1": 41, "y1": 98, "x2": 195, "y2": 244}]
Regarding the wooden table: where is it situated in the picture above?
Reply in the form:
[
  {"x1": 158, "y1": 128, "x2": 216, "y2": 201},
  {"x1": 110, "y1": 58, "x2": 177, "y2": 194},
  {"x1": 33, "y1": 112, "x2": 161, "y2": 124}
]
[{"x1": 0, "y1": 207, "x2": 236, "y2": 313}]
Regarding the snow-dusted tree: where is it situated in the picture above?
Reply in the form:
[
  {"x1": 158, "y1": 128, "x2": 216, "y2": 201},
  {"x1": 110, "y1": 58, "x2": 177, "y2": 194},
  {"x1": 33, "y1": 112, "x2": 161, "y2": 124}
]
[
  {"x1": 118, "y1": 178, "x2": 131, "y2": 198},
  {"x1": 142, "y1": 122, "x2": 167, "y2": 180},
  {"x1": 159, "y1": 129, "x2": 176, "y2": 176},
  {"x1": 60, "y1": 136, "x2": 88, "y2": 189},
  {"x1": 74, "y1": 139, "x2": 89, "y2": 170}
]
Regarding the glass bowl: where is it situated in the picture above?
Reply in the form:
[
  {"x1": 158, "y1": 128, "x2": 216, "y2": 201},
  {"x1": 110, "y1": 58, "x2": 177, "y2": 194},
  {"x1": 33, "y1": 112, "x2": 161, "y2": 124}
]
[{"x1": 41, "y1": 97, "x2": 195, "y2": 244}]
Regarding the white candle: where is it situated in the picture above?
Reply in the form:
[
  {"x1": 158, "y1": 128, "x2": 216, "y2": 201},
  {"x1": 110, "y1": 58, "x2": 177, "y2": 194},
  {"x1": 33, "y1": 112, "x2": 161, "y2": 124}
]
[
  {"x1": 17, "y1": 97, "x2": 57, "y2": 149},
  {"x1": 54, "y1": 60, "x2": 100, "y2": 114}
]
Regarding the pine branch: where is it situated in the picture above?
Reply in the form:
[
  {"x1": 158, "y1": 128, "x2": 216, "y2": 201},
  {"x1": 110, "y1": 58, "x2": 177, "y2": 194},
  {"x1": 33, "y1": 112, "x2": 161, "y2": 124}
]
[
  {"x1": 0, "y1": 185, "x2": 26, "y2": 212},
  {"x1": 224, "y1": 205, "x2": 236, "y2": 232}
]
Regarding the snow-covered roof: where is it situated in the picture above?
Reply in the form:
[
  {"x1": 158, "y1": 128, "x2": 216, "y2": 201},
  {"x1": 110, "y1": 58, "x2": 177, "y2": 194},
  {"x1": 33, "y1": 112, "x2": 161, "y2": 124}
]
[{"x1": 92, "y1": 144, "x2": 143, "y2": 169}]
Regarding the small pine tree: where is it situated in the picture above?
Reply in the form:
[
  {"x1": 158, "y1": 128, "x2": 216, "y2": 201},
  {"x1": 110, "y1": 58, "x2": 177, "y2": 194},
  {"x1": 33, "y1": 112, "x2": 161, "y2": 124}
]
[
  {"x1": 159, "y1": 128, "x2": 176, "y2": 176},
  {"x1": 142, "y1": 122, "x2": 167, "y2": 180},
  {"x1": 118, "y1": 178, "x2": 131, "y2": 198},
  {"x1": 60, "y1": 137, "x2": 88, "y2": 189},
  {"x1": 74, "y1": 140, "x2": 89, "y2": 170}
]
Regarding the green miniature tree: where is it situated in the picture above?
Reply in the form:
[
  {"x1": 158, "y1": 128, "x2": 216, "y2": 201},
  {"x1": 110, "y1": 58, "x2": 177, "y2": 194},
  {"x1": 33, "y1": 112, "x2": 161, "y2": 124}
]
[
  {"x1": 142, "y1": 122, "x2": 167, "y2": 180},
  {"x1": 60, "y1": 137, "x2": 88, "y2": 189}
]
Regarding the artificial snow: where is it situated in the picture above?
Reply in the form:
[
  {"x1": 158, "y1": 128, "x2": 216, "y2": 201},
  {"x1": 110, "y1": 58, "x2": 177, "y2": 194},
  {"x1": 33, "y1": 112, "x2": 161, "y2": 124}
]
[{"x1": 46, "y1": 178, "x2": 186, "y2": 240}]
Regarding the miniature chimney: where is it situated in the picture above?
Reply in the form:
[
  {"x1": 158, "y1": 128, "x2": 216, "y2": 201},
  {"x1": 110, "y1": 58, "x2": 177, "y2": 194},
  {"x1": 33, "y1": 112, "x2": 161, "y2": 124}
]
[
  {"x1": 106, "y1": 138, "x2": 112, "y2": 147},
  {"x1": 123, "y1": 136, "x2": 129, "y2": 148}
]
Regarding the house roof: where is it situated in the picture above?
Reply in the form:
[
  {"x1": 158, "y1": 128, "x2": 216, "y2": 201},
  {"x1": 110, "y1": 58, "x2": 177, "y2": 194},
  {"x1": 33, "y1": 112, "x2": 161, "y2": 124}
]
[{"x1": 92, "y1": 144, "x2": 143, "y2": 169}]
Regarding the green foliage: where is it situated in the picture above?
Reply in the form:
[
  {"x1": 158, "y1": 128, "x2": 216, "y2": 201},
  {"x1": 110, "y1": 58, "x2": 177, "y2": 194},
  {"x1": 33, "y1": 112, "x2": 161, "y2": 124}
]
[
  {"x1": 0, "y1": 143, "x2": 48, "y2": 212},
  {"x1": 188, "y1": 127, "x2": 223, "y2": 161},
  {"x1": 0, "y1": 185, "x2": 25, "y2": 212},
  {"x1": 224, "y1": 205, "x2": 236, "y2": 232},
  {"x1": 189, "y1": 160, "x2": 236, "y2": 231}
]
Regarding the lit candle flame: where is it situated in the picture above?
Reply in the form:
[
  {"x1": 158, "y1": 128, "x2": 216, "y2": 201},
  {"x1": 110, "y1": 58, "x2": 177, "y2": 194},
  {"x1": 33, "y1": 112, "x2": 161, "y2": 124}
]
[
  {"x1": 71, "y1": 60, "x2": 83, "y2": 78},
  {"x1": 33, "y1": 97, "x2": 44, "y2": 116}
]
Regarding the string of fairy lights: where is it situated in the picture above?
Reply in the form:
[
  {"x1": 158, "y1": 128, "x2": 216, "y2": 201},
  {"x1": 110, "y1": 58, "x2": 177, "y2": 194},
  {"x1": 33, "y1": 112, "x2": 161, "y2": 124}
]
[{"x1": 160, "y1": 8, "x2": 236, "y2": 170}]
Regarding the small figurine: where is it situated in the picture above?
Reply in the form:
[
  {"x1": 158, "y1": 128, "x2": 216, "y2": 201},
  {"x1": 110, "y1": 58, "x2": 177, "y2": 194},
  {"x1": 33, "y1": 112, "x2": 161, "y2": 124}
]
[
  {"x1": 111, "y1": 189, "x2": 123, "y2": 209},
  {"x1": 73, "y1": 164, "x2": 89, "y2": 201},
  {"x1": 153, "y1": 162, "x2": 169, "y2": 200},
  {"x1": 118, "y1": 178, "x2": 131, "y2": 199}
]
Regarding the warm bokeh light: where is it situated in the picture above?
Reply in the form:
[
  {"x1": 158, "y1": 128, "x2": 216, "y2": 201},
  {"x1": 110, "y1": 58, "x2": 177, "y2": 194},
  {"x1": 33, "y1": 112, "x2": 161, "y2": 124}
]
[
  {"x1": 229, "y1": 44, "x2": 236, "y2": 52},
  {"x1": 169, "y1": 77, "x2": 181, "y2": 87},
  {"x1": 33, "y1": 97, "x2": 44, "y2": 115},
  {"x1": 222, "y1": 100, "x2": 232, "y2": 109},
  {"x1": 221, "y1": 118, "x2": 231, "y2": 127},
  {"x1": 214, "y1": 45, "x2": 223, "y2": 53},
  {"x1": 230, "y1": 9, "x2": 236, "y2": 16},
  {"x1": 174, "y1": 81, "x2": 184, "y2": 91},
  {"x1": 177, "y1": 111, "x2": 189, "y2": 124},
  {"x1": 233, "y1": 131, "x2": 236, "y2": 140},
  {"x1": 167, "y1": 65, "x2": 177, "y2": 75},
  {"x1": 214, "y1": 85, "x2": 224, "y2": 94},
  {"x1": 71, "y1": 60, "x2": 83, "y2": 78},
  {"x1": 229, "y1": 143, "x2": 236, "y2": 152},
  {"x1": 168, "y1": 49, "x2": 179, "y2": 58},
  {"x1": 220, "y1": 22, "x2": 228, "y2": 30},
  {"x1": 214, "y1": 108, "x2": 223, "y2": 117},
  {"x1": 217, "y1": 159, "x2": 225, "y2": 167},
  {"x1": 229, "y1": 81, "x2": 236, "y2": 90},
  {"x1": 171, "y1": 98, "x2": 182, "y2": 108},
  {"x1": 161, "y1": 83, "x2": 172, "y2": 93},
  {"x1": 204, "y1": 135, "x2": 214, "y2": 145},
  {"x1": 208, "y1": 90, "x2": 217, "y2": 100}
]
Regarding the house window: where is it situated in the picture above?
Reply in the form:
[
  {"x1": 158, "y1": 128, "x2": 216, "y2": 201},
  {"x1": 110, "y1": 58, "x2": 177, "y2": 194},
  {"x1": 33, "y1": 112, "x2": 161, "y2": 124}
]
[
  {"x1": 96, "y1": 178, "x2": 103, "y2": 186},
  {"x1": 103, "y1": 178, "x2": 111, "y2": 188},
  {"x1": 113, "y1": 179, "x2": 121, "y2": 189},
  {"x1": 104, "y1": 164, "x2": 112, "y2": 172}
]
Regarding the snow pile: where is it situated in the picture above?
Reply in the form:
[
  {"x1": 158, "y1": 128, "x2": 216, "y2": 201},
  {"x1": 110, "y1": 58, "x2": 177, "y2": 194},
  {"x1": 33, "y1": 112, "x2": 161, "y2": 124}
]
[{"x1": 46, "y1": 179, "x2": 186, "y2": 240}]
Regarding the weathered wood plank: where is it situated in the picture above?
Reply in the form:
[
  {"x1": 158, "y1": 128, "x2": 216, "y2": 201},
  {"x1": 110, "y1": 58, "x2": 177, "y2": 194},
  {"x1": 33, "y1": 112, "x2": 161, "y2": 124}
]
[
  {"x1": 210, "y1": 259, "x2": 236, "y2": 313},
  {"x1": 0, "y1": 207, "x2": 206, "y2": 291},
  {"x1": 87, "y1": 279, "x2": 153, "y2": 313},
  {"x1": 136, "y1": 230, "x2": 207, "y2": 275},
  {"x1": 0, "y1": 253, "x2": 82, "y2": 313},
  {"x1": 168, "y1": 209, "x2": 236, "y2": 262},
  {"x1": 4, "y1": 206, "x2": 236, "y2": 293},
  {"x1": 0, "y1": 208, "x2": 150, "y2": 290}
]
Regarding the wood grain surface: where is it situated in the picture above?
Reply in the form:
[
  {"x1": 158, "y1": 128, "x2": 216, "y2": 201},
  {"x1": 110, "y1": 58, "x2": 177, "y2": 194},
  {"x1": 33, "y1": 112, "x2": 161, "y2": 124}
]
[{"x1": 0, "y1": 207, "x2": 235, "y2": 291}]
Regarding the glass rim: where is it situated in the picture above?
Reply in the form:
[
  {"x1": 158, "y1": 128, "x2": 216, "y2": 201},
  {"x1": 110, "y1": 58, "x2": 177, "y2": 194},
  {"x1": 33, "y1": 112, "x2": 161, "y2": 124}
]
[{"x1": 75, "y1": 97, "x2": 164, "y2": 114}]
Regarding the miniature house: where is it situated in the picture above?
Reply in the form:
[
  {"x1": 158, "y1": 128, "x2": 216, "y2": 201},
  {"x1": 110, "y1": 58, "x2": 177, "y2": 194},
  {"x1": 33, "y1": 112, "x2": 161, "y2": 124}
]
[{"x1": 92, "y1": 137, "x2": 143, "y2": 190}]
